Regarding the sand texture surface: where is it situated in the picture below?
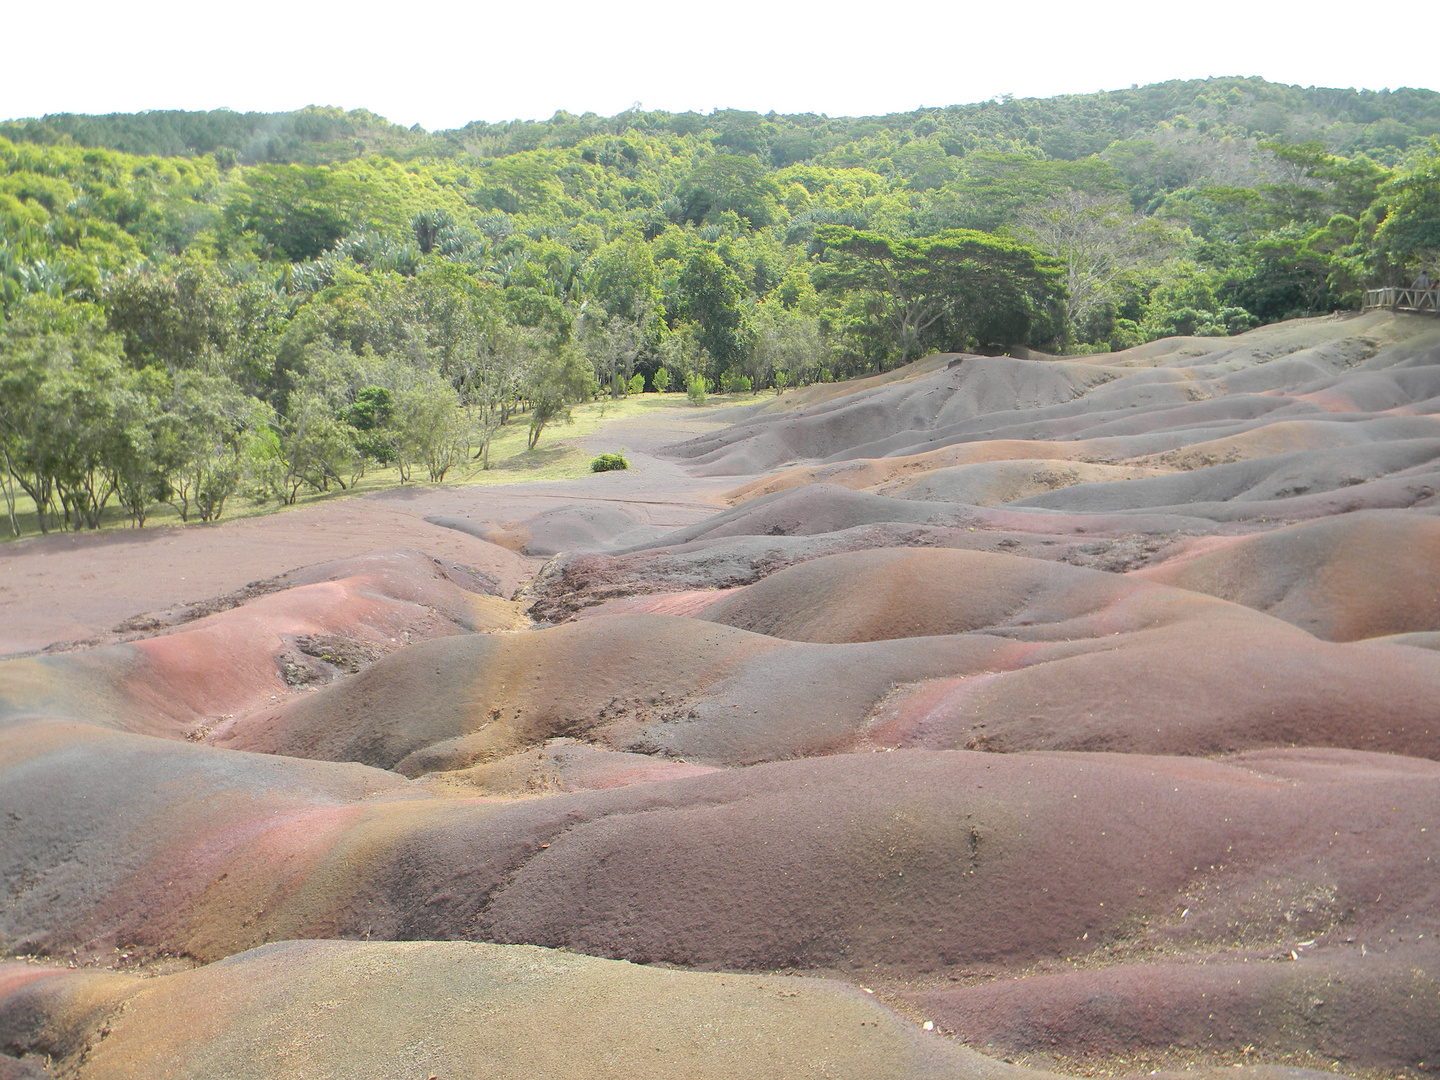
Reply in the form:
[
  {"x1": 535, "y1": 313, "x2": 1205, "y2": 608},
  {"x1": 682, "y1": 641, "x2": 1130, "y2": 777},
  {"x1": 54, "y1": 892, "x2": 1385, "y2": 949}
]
[{"x1": 4, "y1": 313, "x2": 1440, "y2": 1079}]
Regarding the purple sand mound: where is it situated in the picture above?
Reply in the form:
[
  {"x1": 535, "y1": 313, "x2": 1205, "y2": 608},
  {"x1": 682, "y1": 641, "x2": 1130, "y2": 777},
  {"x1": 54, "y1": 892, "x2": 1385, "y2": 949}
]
[
  {"x1": 905, "y1": 946, "x2": 1438, "y2": 1077},
  {"x1": 613, "y1": 483, "x2": 970, "y2": 551}
]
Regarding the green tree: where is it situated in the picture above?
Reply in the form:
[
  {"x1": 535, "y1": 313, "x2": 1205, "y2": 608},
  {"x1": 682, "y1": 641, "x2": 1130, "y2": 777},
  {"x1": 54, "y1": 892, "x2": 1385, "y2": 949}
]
[
  {"x1": 751, "y1": 302, "x2": 828, "y2": 389},
  {"x1": 1370, "y1": 146, "x2": 1440, "y2": 279},
  {"x1": 1018, "y1": 192, "x2": 1161, "y2": 338},
  {"x1": 0, "y1": 302, "x2": 130, "y2": 531},
  {"x1": 279, "y1": 392, "x2": 360, "y2": 501},
  {"x1": 411, "y1": 208, "x2": 455, "y2": 255},
  {"x1": 159, "y1": 372, "x2": 257, "y2": 522},
  {"x1": 393, "y1": 380, "x2": 469, "y2": 482},
  {"x1": 678, "y1": 155, "x2": 781, "y2": 229},
  {"x1": 813, "y1": 225, "x2": 1064, "y2": 364},
  {"x1": 524, "y1": 344, "x2": 592, "y2": 449},
  {"x1": 687, "y1": 372, "x2": 708, "y2": 404},
  {"x1": 225, "y1": 165, "x2": 354, "y2": 261},
  {"x1": 342, "y1": 385, "x2": 396, "y2": 463},
  {"x1": 579, "y1": 302, "x2": 652, "y2": 398},
  {"x1": 104, "y1": 263, "x2": 225, "y2": 372},
  {"x1": 678, "y1": 246, "x2": 752, "y2": 376},
  {"x1": 109, "y1": 366, "x2": 170, "y2": 526}
]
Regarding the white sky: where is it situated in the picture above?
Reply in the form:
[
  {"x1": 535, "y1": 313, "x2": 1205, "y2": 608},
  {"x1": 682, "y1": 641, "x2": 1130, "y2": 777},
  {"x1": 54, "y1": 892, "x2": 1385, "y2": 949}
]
[{"x1": 2, "y1": 0, "x2": 1435, "y2": 129}]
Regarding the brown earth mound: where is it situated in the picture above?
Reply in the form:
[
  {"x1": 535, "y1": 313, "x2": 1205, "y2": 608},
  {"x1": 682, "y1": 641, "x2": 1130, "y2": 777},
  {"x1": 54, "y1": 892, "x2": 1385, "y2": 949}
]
[
  {"x1": 1009, "y1": 439, "x2": 1440, "y2": 521},
  {"x1": 881, "y1": 459, "x2": 1164, "y2": 505},
  {"x1": 215, "y1": 613, "x2": 1007, "y2": 769},
  {"x1": 445, "y1": 737, "x2": 721, "y2": 794},
  {"x1": 0, "y1": 941, "x2": 1004, "y2": 1080},
  {"x1": 698, "y1": 548, "x2": 1440, "y2": 758},
  {"x1": 698, "y1": 546, "x2": 1154, "y2": 642},
  {"x1": 1134, "y1": 510, "x2": 1440, "y2": 641},
  {"x1": 721, "y1": 438, "x2": 1093, "y2": 505},
  {"x1": 214, "y1": 551, "x2": 1440, "y2": 769},
  {"x1": 665, "y1": 314, "x2": 1440, "y2": 476}
]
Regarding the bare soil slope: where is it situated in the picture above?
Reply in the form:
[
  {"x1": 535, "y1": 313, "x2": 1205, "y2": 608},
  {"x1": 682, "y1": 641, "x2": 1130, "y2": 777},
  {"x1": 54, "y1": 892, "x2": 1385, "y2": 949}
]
[{"x1": 5, "y1": 315, "x2": 1440, "y2": 1080}]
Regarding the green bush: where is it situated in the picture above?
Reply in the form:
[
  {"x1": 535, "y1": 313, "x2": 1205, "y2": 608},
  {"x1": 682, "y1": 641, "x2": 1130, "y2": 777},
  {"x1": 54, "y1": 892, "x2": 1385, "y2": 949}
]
[
  {"x1": 720, "y1": 372, "x2": 752, "y2": 393},
  {"x1": 652, "y1": 368, "x2": 671, "y2": 393},
  {"x1": 590, "y1": 452, "x2": 629, "y2": 472},
  {"x1": 686, "y1": 374, "x2": 708, "y2": 404},
  {"x1": 627, "y1": 373, "x2": 646, "y2": 395}
]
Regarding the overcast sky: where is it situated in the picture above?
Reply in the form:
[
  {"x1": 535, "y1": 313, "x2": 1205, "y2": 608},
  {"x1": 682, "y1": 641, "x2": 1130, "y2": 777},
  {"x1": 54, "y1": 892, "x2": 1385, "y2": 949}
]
[{"x1": 3, "y1": 0, "x2": 1434, "y2": 129}]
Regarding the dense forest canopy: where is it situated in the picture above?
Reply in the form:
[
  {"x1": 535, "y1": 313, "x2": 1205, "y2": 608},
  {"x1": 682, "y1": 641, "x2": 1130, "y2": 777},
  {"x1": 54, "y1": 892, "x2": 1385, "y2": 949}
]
[
  {"x1": 3, "y1": 77, "x2": 1439, "y2": 535},
  {"x1": 5, "y1": 77, "x2": 1438, "y2": 167}
]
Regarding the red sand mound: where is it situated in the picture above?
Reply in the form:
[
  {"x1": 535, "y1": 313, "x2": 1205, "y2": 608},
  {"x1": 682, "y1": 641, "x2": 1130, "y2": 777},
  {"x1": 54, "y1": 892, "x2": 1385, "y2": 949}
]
[
  {"x1": 864, "y1": 625, "x2": 1440, "y2": 758},
  {"x1": 217, "y1": 547, "x2": 1440, "y2": 771},
  {"x1": 0, "y1": 550, "x2": 521, "y2": 739},
  {"x1": 523, "y1": 519, "x2": 1200, "y2": 624},
  {"x1": 698, "y1": 546, "x2": 1153, "y2": 642},
  {"x1": 0, "y1": 501, "x2": 534, "y2": 657}
]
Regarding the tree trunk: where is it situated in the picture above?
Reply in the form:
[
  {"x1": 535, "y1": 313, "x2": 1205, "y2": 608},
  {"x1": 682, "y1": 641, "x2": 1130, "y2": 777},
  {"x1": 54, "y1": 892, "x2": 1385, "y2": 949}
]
[{"x1": 1, "y1": 451, "x2": 20, "y2": 537}]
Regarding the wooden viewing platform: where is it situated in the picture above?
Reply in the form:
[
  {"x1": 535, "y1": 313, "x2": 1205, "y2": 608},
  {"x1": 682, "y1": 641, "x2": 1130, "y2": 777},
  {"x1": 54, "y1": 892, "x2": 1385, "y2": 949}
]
[{"x1": 1363, "y1": 287, "x2": 1440, "y2": 315}]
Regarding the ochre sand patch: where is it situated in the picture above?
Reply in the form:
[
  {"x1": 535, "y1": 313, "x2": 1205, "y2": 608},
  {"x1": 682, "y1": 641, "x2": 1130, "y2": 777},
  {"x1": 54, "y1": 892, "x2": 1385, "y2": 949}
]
[{"x1": 0, "y1": 941, "x2": 1005, "y2": 1080}]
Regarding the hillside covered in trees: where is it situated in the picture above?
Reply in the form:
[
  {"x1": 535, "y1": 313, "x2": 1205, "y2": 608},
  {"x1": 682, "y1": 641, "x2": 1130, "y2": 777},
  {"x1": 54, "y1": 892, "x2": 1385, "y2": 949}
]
[{"x1": 2, "y1": 76, "x2": 1439, "y2": 536}]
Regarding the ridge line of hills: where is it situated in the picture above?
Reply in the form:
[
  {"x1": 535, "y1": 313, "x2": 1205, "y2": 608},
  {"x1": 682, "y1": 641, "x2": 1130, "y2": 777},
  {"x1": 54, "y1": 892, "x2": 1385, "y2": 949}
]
[{"x1": 4, "y1": 77, "x2": 1439, "y2": 166}]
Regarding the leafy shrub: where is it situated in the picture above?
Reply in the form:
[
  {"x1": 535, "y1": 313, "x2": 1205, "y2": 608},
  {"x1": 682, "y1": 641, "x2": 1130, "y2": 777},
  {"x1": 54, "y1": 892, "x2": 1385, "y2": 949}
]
[
  {"x1": 590, "y1": 452, "x2": 629, "y2": 472},
  {"x1": 1152, "y1": 306, "x2": 1257, "y2": 338},
  {"x1": 720, "y1": 372, "x2": 752, "y2": 393},
  {"x1": 652, "y1": 367, "x2": 671, "y2": 393},
  {"x1": 627, "y1": 372, "x2": 645, "y2": 395},
  {"x1": 687, "y1": 374, "x2": 708, "y2": 404}
]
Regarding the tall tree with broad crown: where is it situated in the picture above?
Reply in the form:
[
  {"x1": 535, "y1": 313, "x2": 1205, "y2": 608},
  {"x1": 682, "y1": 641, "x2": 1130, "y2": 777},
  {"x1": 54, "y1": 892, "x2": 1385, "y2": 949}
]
[{"x1": 812, "y1": 225, "x2": 1064, "y2": 365}]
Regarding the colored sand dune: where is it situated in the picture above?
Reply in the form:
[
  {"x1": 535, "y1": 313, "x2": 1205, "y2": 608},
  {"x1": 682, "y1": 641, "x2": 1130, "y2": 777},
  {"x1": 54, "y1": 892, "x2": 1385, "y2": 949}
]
[{"x1": 4, "y1": 313, "x2": 1440, "y2": 1079}]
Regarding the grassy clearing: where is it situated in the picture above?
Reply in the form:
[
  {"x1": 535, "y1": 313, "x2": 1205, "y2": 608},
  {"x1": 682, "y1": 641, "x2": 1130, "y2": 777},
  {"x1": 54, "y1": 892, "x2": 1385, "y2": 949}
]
[{"x1": 0, "y1": 390, "x2": 759, "y2": 543}]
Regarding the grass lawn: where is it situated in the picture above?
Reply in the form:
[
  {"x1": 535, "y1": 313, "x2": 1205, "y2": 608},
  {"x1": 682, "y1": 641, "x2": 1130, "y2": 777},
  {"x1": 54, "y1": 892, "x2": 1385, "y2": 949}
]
[{"x1": 0, "y1": 390, "x2": 761, "y2": 543}]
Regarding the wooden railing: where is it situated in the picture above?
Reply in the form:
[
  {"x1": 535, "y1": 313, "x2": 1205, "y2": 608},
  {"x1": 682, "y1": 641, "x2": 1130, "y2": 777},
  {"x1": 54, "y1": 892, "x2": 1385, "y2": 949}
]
[{"x1": 1363, "y1": 287, "x2": 1440, "y2": 314}]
